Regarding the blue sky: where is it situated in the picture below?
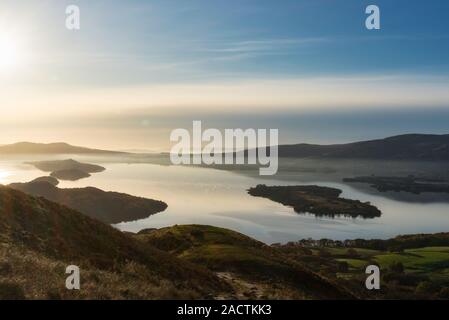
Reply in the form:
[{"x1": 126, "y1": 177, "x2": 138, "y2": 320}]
[
  {"x1": 31, "y1": 0, "x2": 449, "y2": 84},
  {"x1": 63, "y1": 0, "x2": 449, "y2": 84},
  {"x1": 4, "y1": 0, "x2": 448, "y2": 85},
  {"x1": 1, "y1": 0, "x2": 449, "y2": 149}
]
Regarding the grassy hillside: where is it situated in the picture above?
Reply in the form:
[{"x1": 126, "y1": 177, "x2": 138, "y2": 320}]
[
  {"x1": 9, "y1": 180, "x2": 168, "y2": 224},
  {"x1": 0, "y1": 187, "x2": 227, "y2": 299},
  {"x1": 5, "y1": 184, "x2": 443, "y2": 300},
  {"x1": 1, "y1": 185, "x2": 446, "y2": 300},
  {"x1": 137, "y1": 225, "x2": 354, "y2": 299},
  {"x1": 0, "y1": 187, "x2": 351, "y2": 300}
]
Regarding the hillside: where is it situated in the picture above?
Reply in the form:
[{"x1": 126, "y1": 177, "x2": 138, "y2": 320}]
[
  {"x1": 136, "y1": 225, "x2": 354, "y2": 299},
  {"x1": 0, "y1": 187, "x2": 352, "y2": 300},
  {"x1": 0, "y1": 142, "x2": 123, "y2": 155},
  {"x1": 50, "y1": 169, "x2": 91, "y2": 181},
  {"x1": 8, "y1": 180, "x2": 167, "y2": 224},
  {"x1": 275, "y1": 134, "x2": 449, "y2": 160},
  {"x1": 0, "y1": 186, "x2": 226, "y2": 299}
]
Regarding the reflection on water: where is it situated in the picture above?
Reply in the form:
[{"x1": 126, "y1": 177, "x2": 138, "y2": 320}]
[{"x1": 1, "y1": 157, "x2": 449, "y2": 244}]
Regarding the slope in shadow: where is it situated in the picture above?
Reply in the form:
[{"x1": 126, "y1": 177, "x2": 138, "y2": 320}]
[{"x1": 9, "y1": 179, "x2": 167, "y2": 224}]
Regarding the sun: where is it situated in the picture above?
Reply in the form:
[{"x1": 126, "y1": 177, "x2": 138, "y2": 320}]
[
  {"x1": 0, "y1": 34, "x2": 20, "y2": 69},
  {"x1": 0, "y1": 170, "x2": 12, "y2": 184}
]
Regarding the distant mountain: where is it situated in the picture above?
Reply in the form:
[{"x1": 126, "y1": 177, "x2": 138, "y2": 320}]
[
  {"x1": 0, "y1": 142, "x2": 124, "y2": 155},
  {"x1": 276, "y1": 134, "x2": 449, "y2": 160}
]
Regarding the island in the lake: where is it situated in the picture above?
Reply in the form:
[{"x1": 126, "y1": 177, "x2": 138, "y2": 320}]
[
  {"x1": 343, "y1": 176, "x2": 449, "y2": 194},
  {"x1": 29, "y1": 176, "x2": 60, "y2": 186},
  {"x1": 9, "y1": 178, "x2": 167, "y2": 224},
  {"x1": 26, "y1": 159, "x2": 106, "y2": 181},
  {"x1": 50, "y1": 169, "x2": 91, "y2": 181},
  {"x1": 248, "y1": 184, "x2": 381, "y2": 218}
]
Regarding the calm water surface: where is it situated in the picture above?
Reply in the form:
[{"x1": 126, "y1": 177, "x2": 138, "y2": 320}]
[{"x1": 1, "y1": 158, "x2": 449, "y2": 244}]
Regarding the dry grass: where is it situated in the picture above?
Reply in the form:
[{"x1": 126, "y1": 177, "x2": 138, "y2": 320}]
[{"x1": 0, "y1": 242, "x2": 206, "y2": 300}]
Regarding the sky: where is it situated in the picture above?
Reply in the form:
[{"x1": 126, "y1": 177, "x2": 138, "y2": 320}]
[{"x1": 1, "y1": 0, "x2": 449, "y2": 150}]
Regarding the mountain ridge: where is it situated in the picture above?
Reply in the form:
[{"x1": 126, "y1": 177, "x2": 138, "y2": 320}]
[
  {"x1": 3, "y1": 133, "x2": 449, "y2": 161},
  {"x1": 0, "y1": 142, "x2": 125, "y2": 155},
  {"x1": 273, "y1": 133, "x2": 449, "y2": 160}
]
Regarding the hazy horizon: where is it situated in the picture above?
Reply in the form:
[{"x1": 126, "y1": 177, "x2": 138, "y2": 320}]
[{"x1": 1, "y1": 0, "x2": 449, "y2": 150}]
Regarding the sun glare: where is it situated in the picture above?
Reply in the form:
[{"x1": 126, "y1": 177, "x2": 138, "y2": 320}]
[
  {"x1": 0, "y1": 33, "x2": 20, "y2": 69},
  {"x1": 0, "y1": 170, "x2": 12, "y2": 184}
]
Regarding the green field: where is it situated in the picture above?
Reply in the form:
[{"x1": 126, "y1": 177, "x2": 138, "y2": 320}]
[
  {"x1": 373, "y1": 247, "x2": 449, "y2": 282},
  {"x1": 291, "y1": 242, "x2": 449, "y2": 298},
  {"x1": 333, "y1": 247, "x2": 449, "y2": 277},
  {"x1": 336, "y1": 258, "x2": 369, "y2": 269}
]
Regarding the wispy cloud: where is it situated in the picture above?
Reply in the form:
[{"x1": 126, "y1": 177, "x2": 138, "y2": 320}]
[{"x1": 200, "y1": 37, "x2": 330, "y2": 54}]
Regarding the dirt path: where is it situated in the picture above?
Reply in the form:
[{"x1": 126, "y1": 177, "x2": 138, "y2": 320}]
[{"x1": 215, "y1": 272, "x2": 267, "y2": 300}]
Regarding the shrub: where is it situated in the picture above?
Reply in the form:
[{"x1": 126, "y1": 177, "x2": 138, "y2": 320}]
[
  {"x1": 336, "y1": 261, "x2": 349, "y2": 272},
  {"x1": 0, "y1": 262, "x2": 13, "y2": 276},
  {"x1": 438, "y1": 287, "x2": 449, "y2": 299},
  {"x1": 318, "y1": 249, "x2": 331, "y2": 257},
  {"x1": 389, "y1": 262, "x2": 404, "y2": 274},
  {"x1": 415, "y1": 281, "x2": 437, "y2": 296},
  {"x1": 346, "y1": 248, "x2": 359, "y2": 258},
  {"x1": 0, "y1": 282, "x2": 26, "y2": 300}
]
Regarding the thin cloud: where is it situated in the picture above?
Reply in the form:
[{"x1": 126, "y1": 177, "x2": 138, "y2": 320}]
[{"x1": 199, "y1": 37, "x2": 330, "y2": 54}]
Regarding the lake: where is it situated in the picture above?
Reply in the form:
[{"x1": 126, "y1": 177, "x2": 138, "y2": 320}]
[{"x1": 1, "y1": 156, "x2": 449, "y2": 244}]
